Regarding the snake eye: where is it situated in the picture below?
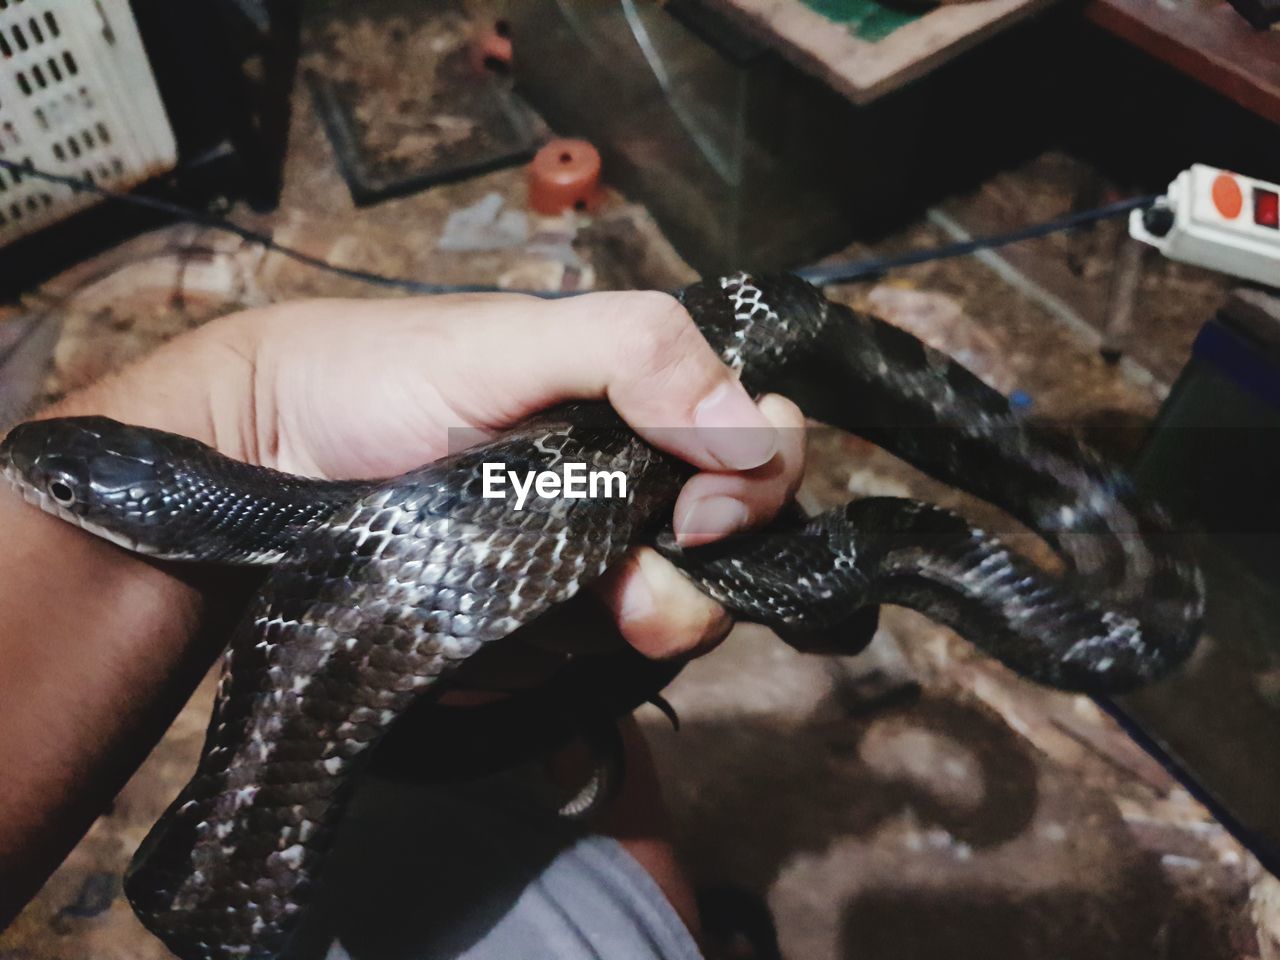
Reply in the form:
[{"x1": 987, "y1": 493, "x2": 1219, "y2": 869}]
[{"x1": 47, "y1": 476, "x2": 77, "y2": 506}]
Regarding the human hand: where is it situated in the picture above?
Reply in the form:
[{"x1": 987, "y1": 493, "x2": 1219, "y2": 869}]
[{"x1": 56, "y1": 291, "x2": 805, "y2": 660}]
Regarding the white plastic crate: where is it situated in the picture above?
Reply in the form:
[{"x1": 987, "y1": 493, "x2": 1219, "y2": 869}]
[{"x1": 0, "y1": 0, "x2": 176, "y2": 245}]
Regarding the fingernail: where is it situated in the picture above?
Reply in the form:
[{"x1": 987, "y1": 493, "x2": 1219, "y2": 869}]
[
  {"x1": 617, "y1": 563, "x2": 656, "y2": 624},
  {"x1": 693, "y1": 381, "x2": 777, "y2": 470},
  {"x1": 677, "y1": 495, "x2": 750, "y2": 547}
]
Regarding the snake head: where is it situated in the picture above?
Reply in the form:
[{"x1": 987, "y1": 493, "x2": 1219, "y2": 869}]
[{"x1": 0, "y1": 416, "x2": 197, "y2": 554}]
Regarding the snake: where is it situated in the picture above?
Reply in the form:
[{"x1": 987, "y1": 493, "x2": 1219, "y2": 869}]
[{"x1": 0, "y1": 272, "x2": 1204, "y2": 959}]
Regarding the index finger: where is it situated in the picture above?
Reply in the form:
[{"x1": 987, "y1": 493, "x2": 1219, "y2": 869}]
[{"x1": 434, "y1": 291, "x2": 780, "y2": 473}]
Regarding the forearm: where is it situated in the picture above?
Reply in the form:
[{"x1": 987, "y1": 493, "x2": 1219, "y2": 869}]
[
  {"x1": 0, "y1": 488, "x2": 201, "y2": 920},
  {"x1": 0, "y1": 381, "x2": 249, "y2": 925}
]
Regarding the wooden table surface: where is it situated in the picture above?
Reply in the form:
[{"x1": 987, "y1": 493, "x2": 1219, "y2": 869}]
[
  {"x1": 695, "y1": 0, "x2": 1060, "y2": 103},
  {"x1": 1085, "y1": 0, "x2": 1280, "y2": 124},
  {"x1": 697, "y1": 0, "x2": 1280, "y2": 120}
]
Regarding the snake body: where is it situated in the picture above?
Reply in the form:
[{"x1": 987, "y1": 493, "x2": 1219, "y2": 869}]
[{"x1": 0, "y1": 273, "x2": 1203, "y2": 959}]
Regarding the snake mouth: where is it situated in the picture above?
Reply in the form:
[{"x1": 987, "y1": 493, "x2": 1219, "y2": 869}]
[
  {"x1": 0, "y1": 448, "x2": 151, "y2": 554},
  {"x1": 11, "y1": 479, "x2": 154, "y2": 555},
  {"x1": 0, "y1": 463, "x2": 35, "y2": 507}
]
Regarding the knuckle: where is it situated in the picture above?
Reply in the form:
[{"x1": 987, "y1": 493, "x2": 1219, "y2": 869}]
[
  {"x1": 621, "y1": 294, "x2": 705, "y2": 379},
  {"x1": 628, "y1": 290, "x2": 689, "y2": 329}
]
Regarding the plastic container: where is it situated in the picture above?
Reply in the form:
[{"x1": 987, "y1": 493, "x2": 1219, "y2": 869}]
[{"x1": 0, "y1": 0, "x2": 176, "y2": 246}]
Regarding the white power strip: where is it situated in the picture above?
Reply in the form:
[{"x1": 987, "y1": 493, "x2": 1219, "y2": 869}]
[{"x1": 1130, "y1": 164, "x2": 1280, "y2": 288}]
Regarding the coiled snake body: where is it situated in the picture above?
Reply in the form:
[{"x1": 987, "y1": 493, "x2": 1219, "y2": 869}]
[{"x1": 0, "y1": 273, "x2": 1203, "y2": 959}]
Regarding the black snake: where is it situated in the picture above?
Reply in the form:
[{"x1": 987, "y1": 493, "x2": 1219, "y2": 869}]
[{"x1": 0, "y1": 273, "x2": 1204, "y2": 959}]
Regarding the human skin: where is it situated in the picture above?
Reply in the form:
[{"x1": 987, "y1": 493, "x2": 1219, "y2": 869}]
[{"x1": 0, "y1": 291, "x2": 804, "y2": 933}]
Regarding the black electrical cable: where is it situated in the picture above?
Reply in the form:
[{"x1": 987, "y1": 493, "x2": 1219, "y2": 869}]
[
  {"x1": 0, "y1": 157, "x2": 1157, "y2": 294},
  {"x1": 0, "y1": 158, "x2": 570, "y2": 298},
  {"x1": 795, "y1": 194, "x2": 1160, "y2": 286}
]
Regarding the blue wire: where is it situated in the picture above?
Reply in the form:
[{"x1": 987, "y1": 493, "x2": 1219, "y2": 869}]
[{"x1": 796, "y1": 194, "x2": 1158, "y2": 286}]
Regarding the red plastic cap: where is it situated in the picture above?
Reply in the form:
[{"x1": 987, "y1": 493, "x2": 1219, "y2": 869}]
[
  {"x1": 528, "y1": 139, "x2": 601, "y2": 215},
  {"x1": 471, "y1": 19, "x2": 513, "y2": 75}
]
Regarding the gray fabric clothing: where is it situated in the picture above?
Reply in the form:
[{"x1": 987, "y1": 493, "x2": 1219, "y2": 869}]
[{"x1": 290, "y1": 770, "x2": 703, "y2": 960}]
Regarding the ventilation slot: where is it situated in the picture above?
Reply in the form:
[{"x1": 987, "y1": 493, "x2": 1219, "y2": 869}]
[{"x1": 0, "y1": 0, "x2": 176, "y2": 244}]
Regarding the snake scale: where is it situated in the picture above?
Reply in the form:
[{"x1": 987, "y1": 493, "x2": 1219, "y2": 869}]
[{"x1": 0, "y1": 273, "x2": 1204, "y2": 959}]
